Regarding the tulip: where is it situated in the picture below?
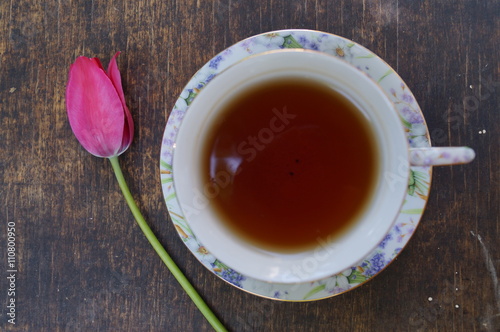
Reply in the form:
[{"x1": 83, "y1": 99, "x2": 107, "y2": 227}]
[
  {"x1": 66, "y1": 52, "x2": 134, "y2": 158},
  {"x1": 65, "y1": 53, "x2": 227, "y2": 332}
]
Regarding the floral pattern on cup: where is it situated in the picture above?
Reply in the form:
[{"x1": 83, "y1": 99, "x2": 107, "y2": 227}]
[{"x1": 160, "y1": 30, "x2": 432, "y2": 301}]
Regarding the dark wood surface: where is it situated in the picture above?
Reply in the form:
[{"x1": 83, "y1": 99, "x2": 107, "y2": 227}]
[{"x1": 1, "y1": 0, "x2": 499, "y2": 331}]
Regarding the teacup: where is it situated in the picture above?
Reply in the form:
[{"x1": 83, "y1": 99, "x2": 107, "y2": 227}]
[{"x1": 172, "y1": 49, "x2": 474, "y2": 283}]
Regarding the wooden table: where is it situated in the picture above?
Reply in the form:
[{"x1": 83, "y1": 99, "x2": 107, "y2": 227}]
[{"x1": 1, "y1": 0, "x2": 499, "y2": 331}]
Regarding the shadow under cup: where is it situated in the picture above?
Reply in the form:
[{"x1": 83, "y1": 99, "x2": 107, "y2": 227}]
[{"x1": 173, "y1": 50, "x2": 409, "y2": 283}]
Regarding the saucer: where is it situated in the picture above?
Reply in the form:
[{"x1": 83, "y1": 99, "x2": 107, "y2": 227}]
[{"x1": 160, "y1": 29, "x2": 432, "y2": 301}]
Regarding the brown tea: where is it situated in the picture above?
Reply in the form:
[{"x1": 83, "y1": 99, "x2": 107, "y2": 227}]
[{"x1": 201, "y1": 77, "x2": 378, "y2": 253}]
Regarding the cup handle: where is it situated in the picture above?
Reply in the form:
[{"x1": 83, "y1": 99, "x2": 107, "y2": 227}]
[{"x1": 409, "y1": 147, "x2": 476, "y2": 166}]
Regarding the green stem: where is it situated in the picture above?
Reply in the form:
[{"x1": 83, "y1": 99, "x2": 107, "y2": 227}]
[{"x1": 109, "y1": 156, "x2": 227, "y2": 332}]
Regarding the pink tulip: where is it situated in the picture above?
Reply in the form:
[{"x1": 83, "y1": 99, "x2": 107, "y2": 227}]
[{"x1": 66, "y1": 52, "x2": 134, "y2": 158}]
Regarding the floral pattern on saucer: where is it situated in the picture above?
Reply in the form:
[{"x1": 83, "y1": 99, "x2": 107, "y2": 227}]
[{"x1": 160, "y1": 29, "x2": 432, "y2": 301}]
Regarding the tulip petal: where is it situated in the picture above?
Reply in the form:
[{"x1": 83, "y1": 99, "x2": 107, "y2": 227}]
[
  {"x1": 92, "y1": 57, "x2": 105, "y2": 71},
  {"x1": 66, "y1": 56, "x2": 125, "y2": 157},
  {"x1": 107, "y1": 52, "x2": 126, "y2": 107},
  {"x1": 118, "y1": 104, "x2": 134, "y2": 155},
  {"x1": 107, "y1": 52, "x2": 134, "y2": 154}
]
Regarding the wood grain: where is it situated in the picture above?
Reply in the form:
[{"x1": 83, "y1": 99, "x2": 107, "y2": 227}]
[{"x1": 1, "y1": 0, "x2": 498, "y2": 331}]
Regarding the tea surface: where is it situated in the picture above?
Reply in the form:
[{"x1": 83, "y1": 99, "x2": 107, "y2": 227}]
[{"x1": 202, "y1": 78, "x2": 378, "y2": 253}]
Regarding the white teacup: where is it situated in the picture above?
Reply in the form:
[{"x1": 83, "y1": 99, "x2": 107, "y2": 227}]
[{"x1": 172, "y1": 50, "x2": 474, "y2": 283}]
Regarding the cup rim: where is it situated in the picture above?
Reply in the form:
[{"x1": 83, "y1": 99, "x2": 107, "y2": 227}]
[{"x1": 172, "y1": 49, "x2": 410, "y2": 283}]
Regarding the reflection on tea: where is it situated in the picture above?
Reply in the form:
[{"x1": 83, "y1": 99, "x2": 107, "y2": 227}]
[{"x1": 202, "y1": 78, "x2": 379, "y2": 253}]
